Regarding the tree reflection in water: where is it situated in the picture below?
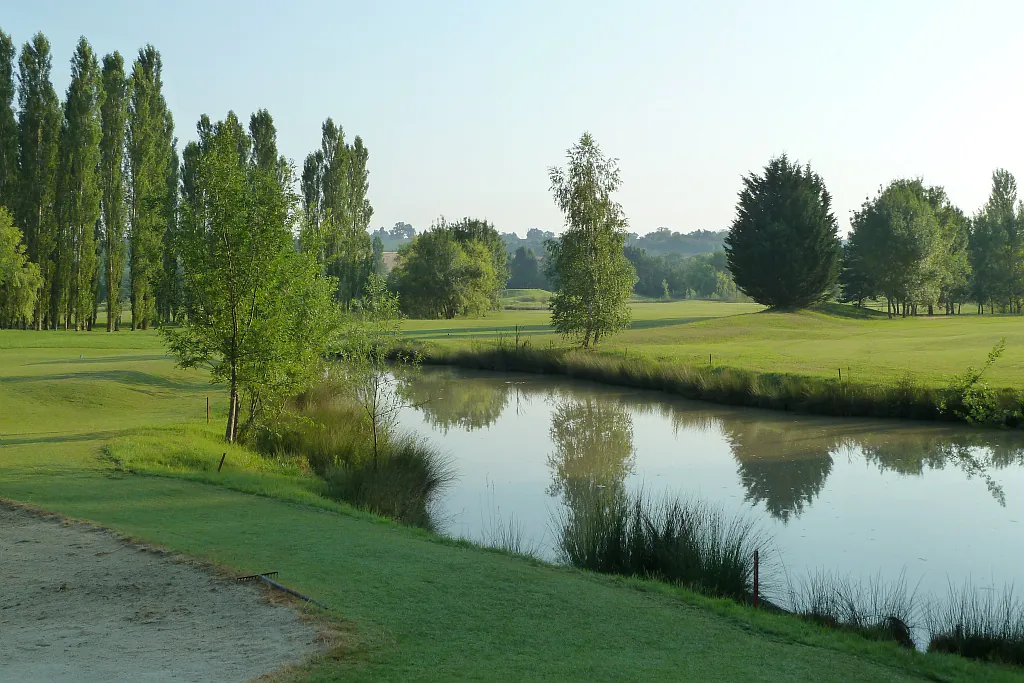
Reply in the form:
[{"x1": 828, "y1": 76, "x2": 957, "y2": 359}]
[{"x1": 398, "y1": 368, "x2": 1024, "y2": 520}]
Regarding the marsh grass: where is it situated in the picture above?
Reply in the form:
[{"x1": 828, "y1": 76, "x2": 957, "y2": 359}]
[
  {"x1": 927, "y1": 582, "x2": 1024, "y2": 665},
  {"x1": 555, "y1": 487, "x2": 768, "y2": 603},
  {"x1": 397, "y1": 341, "x2": 1024, "y2": 427},
  {"x1": 785, "y1": 570, "x2": 920, "y2": 649},
  {"x1": 252, "y1": 384, "x2": 455, "y2": 529}
]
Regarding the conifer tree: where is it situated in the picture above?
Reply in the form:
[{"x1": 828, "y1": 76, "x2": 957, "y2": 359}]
[
  {"x1": 16, "y1": 32, "x2": 62, "y2": 329},
  {"x1": 725, "y1": 155, "x2": 840, "y2": 309},
  {"x1": 99, "y1": 51, "x2": 129, "y2": 330}
]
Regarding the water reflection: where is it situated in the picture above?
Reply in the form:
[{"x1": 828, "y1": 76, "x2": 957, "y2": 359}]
[
  {"x1": 401, "y1": 367, "x2": 1024, "y2": 522},
  {"x1": 546, "y1": 398, "x2": 636, "y2": 510}
]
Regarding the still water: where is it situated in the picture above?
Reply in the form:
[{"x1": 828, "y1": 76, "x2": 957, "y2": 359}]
[{"x1": 394, "y1": 366, "x2": 1024, "y2": 598}]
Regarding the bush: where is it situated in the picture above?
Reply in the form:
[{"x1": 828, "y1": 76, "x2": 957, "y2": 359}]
[
  {"x1": 325, "y1": 434, "x2": 454, "y2": 530},
  {"x1": 250, "y1": 384, "x2": 455, "y2": 529}
]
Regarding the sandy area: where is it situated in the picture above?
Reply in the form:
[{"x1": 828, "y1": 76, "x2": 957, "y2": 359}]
[{"x1": 0, "y1": 504, "x2": 319, "y2": 682}]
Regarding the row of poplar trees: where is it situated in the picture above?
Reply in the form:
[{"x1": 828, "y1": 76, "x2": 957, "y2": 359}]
[
  {"x1": 0, "y1": 29, "x2": 377, "y2": 330},
  {"x1": 0, "y1": 31, "x2": 175, "y2": 330}
]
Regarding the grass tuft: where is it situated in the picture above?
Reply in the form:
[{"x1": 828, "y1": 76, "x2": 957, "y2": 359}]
[{"x1": 927, "y1": 582, "x2": 1024, "y2": 665}]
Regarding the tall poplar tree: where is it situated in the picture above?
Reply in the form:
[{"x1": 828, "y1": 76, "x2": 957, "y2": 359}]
[
  {"x1": 16, "y1": 32, "x2": 62, "y2": 329},
  {"x1": 299, "y1": 118, "x2": 373, "y2": 307},
  {"x1": 56, "y1": 37, "x2": 103, "y2": 329},
  {"x1": 127, "y1": 45, "x2": 173, "y2": 329},
  {"x1": 0, "y1": 30, "x2": 17, "y2": 211},
  {"x1": 99, "y1": 52, "x2": 129, "y2": 330}
]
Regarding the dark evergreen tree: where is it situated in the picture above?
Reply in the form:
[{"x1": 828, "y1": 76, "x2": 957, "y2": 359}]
[
  {"x1": 508, "y1": 246, "x2": 545, "y2": 289},
  {"x1": 725, "y1": 155, "x2": 840, "y2": 309}
]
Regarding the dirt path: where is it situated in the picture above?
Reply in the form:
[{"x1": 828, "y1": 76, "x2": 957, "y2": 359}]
[{"x1": 0, "y1": 505, "x2": 319, "y2": 682}]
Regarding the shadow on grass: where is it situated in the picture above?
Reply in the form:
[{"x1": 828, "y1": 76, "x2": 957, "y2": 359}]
[
  {"x1": 0, "y1": 430, "x2": 123, "y2": 446},
  {"x1": 24, "y1": 354, "x2": 169, "y2": 366},
  {"x1": 0, "y1": 370, "x2": 199, "y2": 391}
]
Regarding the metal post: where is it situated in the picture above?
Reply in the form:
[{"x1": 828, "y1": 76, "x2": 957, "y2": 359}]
[
  {"x1": 217, "y1": 453, "x2": 226, "y2": 472},
  {"x1": 753, "y1": 549, "x2": 760, "y2": 607}
]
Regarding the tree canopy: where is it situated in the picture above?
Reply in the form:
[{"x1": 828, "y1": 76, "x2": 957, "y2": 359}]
[
  {"x1": 547, "y1": 133, "x2": 636, "y2": 347},
  {"x1": 725, "y1": 155, "x2": 841, "y2": 309},
  {"x1": 163, "y1": 112, "x2": 340, "y2": 442}
]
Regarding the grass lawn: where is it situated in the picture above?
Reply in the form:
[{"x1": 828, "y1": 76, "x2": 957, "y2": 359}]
[
  {"x1": 0, "y1": 329, "x2": 1019, "y2": 681},
  {"x1": 403, "y1": 300, "x2": 1024, "y2": 389}
]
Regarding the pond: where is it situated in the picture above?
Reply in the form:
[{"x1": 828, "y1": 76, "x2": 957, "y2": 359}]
[{"x1": 394, "y1": 366, "x2": 1024, "y2": 602}]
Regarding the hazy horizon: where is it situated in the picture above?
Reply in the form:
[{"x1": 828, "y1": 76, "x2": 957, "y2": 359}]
[{"x1": 5, "y1": 0, "x2": 1023, "y2": 237}]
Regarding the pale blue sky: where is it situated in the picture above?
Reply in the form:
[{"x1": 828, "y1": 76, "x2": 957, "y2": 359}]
[{"x1": 5, "y1": 1, "x2": 1023, "y2": 236}]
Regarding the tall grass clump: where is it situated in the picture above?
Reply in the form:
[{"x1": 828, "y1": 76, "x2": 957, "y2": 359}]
[
  {"x1": 251, "y1": 383, "x2": 455, "y2": 529},
  {"x1": 927, "y1": 582, "x2": 1024, "y2": 665},
  {"x1": 785, "y1": 570, "x2": 919, "y2": 649},
  {"x1": 325, "y1": 433, "x2": 455, "y2": 531},
  {"x1": 555, "y1": 487, "x2": 767, "y2": 602}
]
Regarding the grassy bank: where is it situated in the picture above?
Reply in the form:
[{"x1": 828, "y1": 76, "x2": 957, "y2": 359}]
[
  {"x1": 397, "y1": 301, "x2": 1024, "y2": 426},
  {"x1": 396, "y1": 340, "x2": 1023, "y2": 427},
  {"x1": 402, "y1": 300, "x2": 1024, "y2": 389},
  {"x1": 1, "y1": 329, "x2": 1022, "y2": 680}
]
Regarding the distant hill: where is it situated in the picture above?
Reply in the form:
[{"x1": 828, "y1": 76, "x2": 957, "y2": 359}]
[{"x1": 626, "y1": 228, "x2": 726, "y2": 257}]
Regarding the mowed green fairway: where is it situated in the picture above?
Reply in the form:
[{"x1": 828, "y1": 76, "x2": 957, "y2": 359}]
[
  {"x1": 0, "y1": 330, "x2": 1017, "y2": 681},
  {"x1": 403, "y1": 300, "x2": 1024, "y2": 388}
]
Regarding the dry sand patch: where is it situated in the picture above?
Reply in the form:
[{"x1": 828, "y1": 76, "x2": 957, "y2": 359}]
[{"x1": 0, "y1": 504, "x2": 319, "y2": 682}]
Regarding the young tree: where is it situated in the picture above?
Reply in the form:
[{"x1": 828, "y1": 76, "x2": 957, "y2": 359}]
[
  {"x1": 164, "y1": 112, "x2": 341, "y2": 442},
  {"x1": 98, "y1": 52, "x2": 129, "y2": 330},
  {"x1": 725, "y1": 155, "x2": 840, "y2": 309},
  {"x1": 56, "y1": 38, "x2": 104, "y2": 330},
  {"x1": 546, "y1": 133, "x2": 636, "y2": 347},
  {"x1": 16, "y1": 32, "x2": 62, "y2": 329},
  {"x1": 127, "y1": 45, "x2": 174, "y2": 329},
  {"x1": 0, "y1": 207, "x2": 41, "y2": 327},
  {"x1": 339, "y1": 273, "x2": 407, "y2": 466},
  {"x1": 0, "y1": 30, "x2": 17, "y2": 211}
]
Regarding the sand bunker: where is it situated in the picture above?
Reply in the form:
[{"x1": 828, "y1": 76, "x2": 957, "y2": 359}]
[{"x1": 0, "y1": 504, "x2": 319, "y2": 682}]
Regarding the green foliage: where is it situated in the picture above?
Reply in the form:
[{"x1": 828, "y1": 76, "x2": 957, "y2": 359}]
[
  {"x1": 299, "y1": 118, "x2": 374, "y2": 307},
  {"x1": 626, "y1": 247, "x2": 741, "y2": 300},
  {"x1": 55, "y1": 37, "x2": 103, "y2": 329},
  {"x1": 0, "y1": 29, "x2": 17, "y2": 210},
  {"x1": 969, "y1": 170, "x2": 1024, "y2": 313},
  {"x1": 163, "y1": 112, "x2": 341, "y2": 442},
  {"x1": 940, "y1": 339, "x2": 1022, "y2": 425},
  {"x1": 508, "y1": 246, "x2": 547, "y2": 289},
  {"x1": 547, "y1": 133, "x2": 637, "y2": 347},
  {"x1": 98, "y1": 52, "x2": 129, "y2": 331},
  {"x1": 388, "y1": 221, "x2": 501, "y2": 318},
  {"x1": 625, "y1": 227, "x2": 726, "y2": 257},
  {"x1": 844, "y1": 179, "x2": 965, "y2": 316},
  {"x1": 0, "y1": 207, "x2": 41, "y2": 326},
  {"x1": 16, "y1": 32, "x2": 61, "y2": 329},
  {"x1": 726, "y1": 155, "x2": 841, "y2": 309},
  {"x1": 127, "y1": 45, "x2": 175, "y2": 330}
]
